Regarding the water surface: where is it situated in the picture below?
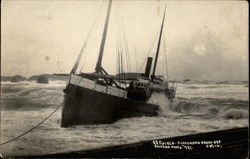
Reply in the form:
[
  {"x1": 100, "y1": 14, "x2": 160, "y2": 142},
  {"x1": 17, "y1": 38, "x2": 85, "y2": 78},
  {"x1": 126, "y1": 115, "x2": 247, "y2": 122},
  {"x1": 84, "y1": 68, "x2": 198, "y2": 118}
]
[{"x1": 0, "y1": 80, "x2": 248, "y2": 156}]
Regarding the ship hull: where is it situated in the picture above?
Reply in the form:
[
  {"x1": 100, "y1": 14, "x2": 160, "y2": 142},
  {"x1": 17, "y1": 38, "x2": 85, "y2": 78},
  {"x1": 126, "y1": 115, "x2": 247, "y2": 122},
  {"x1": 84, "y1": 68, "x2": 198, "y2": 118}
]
[{"x1": 61, "y1": 80, "x2": 159, "y2": 127}]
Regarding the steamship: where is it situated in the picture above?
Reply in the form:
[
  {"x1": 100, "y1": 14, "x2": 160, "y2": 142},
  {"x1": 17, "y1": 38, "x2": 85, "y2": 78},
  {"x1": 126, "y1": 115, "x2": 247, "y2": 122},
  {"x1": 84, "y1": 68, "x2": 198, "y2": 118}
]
[{"x1": 61, "y1": 0, "x2": 176, "y2": 127}]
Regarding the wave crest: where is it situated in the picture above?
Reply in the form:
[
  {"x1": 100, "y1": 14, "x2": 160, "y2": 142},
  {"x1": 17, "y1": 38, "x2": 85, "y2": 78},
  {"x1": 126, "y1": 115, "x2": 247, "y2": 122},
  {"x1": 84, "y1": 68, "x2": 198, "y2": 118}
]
[
  {"x1": 222, "y1": 109, "x2": 248, "y2": 119},
  {"x1": 148, "y1": 93, "x2": 248, "y2": 120},
  {"x1": 148, "y1": 93, "x2": 212, "y2": 116}
]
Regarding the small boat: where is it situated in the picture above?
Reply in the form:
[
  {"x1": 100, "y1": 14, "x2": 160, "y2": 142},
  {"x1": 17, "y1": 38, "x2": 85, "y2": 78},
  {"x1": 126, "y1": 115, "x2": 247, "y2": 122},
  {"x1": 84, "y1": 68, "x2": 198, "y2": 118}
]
[{"x1": 61, "y1": 0, "x2": 176, "y2": 127}]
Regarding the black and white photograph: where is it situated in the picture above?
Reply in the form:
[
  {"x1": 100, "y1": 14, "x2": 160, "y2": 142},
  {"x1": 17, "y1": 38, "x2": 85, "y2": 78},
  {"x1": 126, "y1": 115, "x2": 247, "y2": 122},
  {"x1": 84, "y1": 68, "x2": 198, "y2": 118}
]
[{"x1": 0, "y1": 0, "x2": 248, "y2": 158}]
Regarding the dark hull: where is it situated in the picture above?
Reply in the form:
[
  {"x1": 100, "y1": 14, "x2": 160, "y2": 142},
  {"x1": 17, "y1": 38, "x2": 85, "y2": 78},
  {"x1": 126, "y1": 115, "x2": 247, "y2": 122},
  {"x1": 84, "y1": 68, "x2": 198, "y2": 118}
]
[{"x1": 61, "y1": 83, "x2": 159, "y2": 127}]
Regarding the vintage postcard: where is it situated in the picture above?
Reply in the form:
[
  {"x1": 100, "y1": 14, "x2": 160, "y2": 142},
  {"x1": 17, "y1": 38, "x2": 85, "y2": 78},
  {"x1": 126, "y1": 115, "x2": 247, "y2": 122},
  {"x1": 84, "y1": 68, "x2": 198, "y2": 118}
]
[{"x1": 1, "y1": 0, "x2": 248, "y2": 158}]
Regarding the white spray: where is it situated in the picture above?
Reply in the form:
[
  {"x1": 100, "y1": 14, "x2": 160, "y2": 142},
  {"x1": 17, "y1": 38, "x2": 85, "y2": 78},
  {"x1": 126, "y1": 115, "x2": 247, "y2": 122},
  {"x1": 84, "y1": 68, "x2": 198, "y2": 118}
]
[{"x1": 147, "y1": 92, "x2": 177, "y2": 117}]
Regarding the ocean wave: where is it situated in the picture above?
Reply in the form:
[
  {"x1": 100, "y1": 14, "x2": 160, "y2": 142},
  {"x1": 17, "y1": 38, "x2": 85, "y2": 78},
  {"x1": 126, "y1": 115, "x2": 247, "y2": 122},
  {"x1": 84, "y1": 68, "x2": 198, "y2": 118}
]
[
  {"x1": 187, "y1": 86, "x2": 219, "y2": 89},
  {"x1": 1, "y1": 84, "x2": 64, "y2": 110},
  {"x1": 2, "y1": 95, "x2": 64, "y2": 111},
  {"x1": 148, "y1": 93, "x2": 248, "y2": 120},
  {"x1": 148, "y1": 93, "x2": 212, "y2": 116},
  {"x1": 186, "y1": 86, "x2": 201, "y2": 89},
  {"x1": 1, "y1": 86, "x2": 24, "y2": 94},
  {"x1": 171, "y1": 98, "x2": 212, "y2": 113},
  {"x1": 1, "y1": 82, "x2": 248, "y2": 118},
  {"x1": 18, "y1": 88, "x2": 44, "y2": 96},
  {"x1": 1, "y1": 81, "x2": 30, "y2": 85},
  {"x1": 2, "y1": 86, "x2": 64, "y2": 99},
  {"x1": 221, "y1": 109, "x2": 248, "y2": 119}
]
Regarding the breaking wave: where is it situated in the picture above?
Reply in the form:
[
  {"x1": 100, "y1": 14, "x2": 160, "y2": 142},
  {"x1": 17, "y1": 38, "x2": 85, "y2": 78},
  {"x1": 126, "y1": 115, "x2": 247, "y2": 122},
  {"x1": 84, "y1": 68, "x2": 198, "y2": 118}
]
[
  {"x1": 148, "y1": 92, "x2": 248, "y2": 120},
  {"x1": 147, "y1": 93, "x2": 173, "y2": 116},
  {"x1": 1, "y1": 81, "x2": 65, "y2": 110},
  {"x1": 221, "y1": 109, "x2": 248, "y2": 119},
  {"x1": 1, "y1": 81, "x2": 248, "y2": 120},
  {"x1": 148, "y1": 93, "x2": 211, "y2": 117},
  {"x1": 187, "y1": 86, "x2": 219, "y2": 89}
]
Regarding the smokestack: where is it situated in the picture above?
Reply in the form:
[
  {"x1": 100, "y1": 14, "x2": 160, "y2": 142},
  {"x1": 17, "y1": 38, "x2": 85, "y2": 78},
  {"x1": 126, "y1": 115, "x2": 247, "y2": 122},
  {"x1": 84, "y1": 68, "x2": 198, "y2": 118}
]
[{"x1": 145, "y1": 57, "x2": 153, "y2": 78}]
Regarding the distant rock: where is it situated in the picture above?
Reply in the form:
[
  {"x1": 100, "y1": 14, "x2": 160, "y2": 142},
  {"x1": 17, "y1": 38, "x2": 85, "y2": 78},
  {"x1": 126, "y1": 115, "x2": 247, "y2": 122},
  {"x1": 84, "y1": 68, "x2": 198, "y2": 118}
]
[
  {"x1": 183, "y1": 79, "x2": 191, "y2": 82},
  {"x1": 1, "y1": 74, "x2": 68, "y2": 82},
  {"x1": 0, "y1": 75, "x2": 26, "y2": 82},
  {"x1": 10, "y1": 75, "x2": 26, "y2": 82},
  {"x1": 36, "y1": 76, "x2": 49, "y2": 84},
  {"x1": 216, "y1": 81, "x2": 247, "y2": 85},
  {"x1": 241, "y1": 81, "x2": 248, "y2": 84},
  {"x1": 29, "y1": 74, "x2": 68, "y2": 81},
  {"x1": 1, "y1": 76, "x2": 12, "y2": 81}
]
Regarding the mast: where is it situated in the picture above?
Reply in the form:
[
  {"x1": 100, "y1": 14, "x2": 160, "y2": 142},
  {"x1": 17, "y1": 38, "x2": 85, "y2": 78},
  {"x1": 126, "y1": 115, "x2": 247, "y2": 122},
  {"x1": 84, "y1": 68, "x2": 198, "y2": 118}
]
[
  {"x1": 151, "y1": 6, "x2": 166, "y2": 79},
  {"x1": 95, "y1": 0, "x2": 112, "y2": 73}
]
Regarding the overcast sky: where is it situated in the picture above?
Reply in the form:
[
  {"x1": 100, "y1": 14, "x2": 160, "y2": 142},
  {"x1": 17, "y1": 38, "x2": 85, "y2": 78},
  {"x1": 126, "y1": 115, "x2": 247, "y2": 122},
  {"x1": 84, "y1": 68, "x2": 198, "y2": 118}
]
[{"x1": 1, "y1": 0, "x2": 248, "y2": 81}]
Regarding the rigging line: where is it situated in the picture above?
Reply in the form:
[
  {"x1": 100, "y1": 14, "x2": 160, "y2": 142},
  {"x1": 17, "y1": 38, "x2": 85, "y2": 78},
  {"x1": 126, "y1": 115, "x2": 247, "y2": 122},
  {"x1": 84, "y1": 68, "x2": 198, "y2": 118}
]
[
  {"x1": 76, "y1": 1, "x2": 105, "y2": 73},
  {"x1": 0, "y1": 77, "x2": 85, "y2": 146},
  {"x1": 0, "y1": 2, "x2": 106, "y2": 146},
  {"x1": 134, "y1": 47, "x2": 138, "y2": 71},
  {"x1": 118, "y1": 32, "x2": 121, "y2": 76},
  {"x1": 119, "y1": 26, "x2": 124, "y2": 75},
  {"x1": 116, "y1": 38, "x2": 121, "y2": 82},
  {"x1": 117, "y1": 1, "x2": 128, "y2": 74},
  {"x1": 116, "y1": 10, "x2": 122, "y2": 78},
  {"x1": 117, "y1": 25, "x2": 124, "y2": 74},
  {"x1": 118, "y1": 23, "x2": 123, "y2": 77},
  {"x1": 123, "y1": 27, "x2": 131, "y2": 73},
  {"x1": 163, "y1": 34, "x2": 169, "y2": 81},
  {"x1": 120, "y1": 12, "x2": 131, "y2": 73},
  {"x1": 122, "y1": 33, "x2": 128, "y2": 73},
  {"x1": 1, "y1": 3, "x2": 107, "y2": 145},
  {"x1": 123, "y1": 33, "x2": 129, "y2": 73},
  {"x1": 119, "y1": 45, "x2": 123, "y2": 82},
  {"x1": 118, "y1": 52, "x2": 121, "y2": 77},
  {"x1": 115, "y1": 10, "x2": 122, "y2": 77},
  {"x1": 121, "y1": 53, "x2": 124, "y2": 85},
  {"x1": 138, "y1": 30, "x2": 160, "y2": 73},
  {"x1": 122, "y1": 6, "x2": 131, "y2": 73},
  {"x1": 116, "y1": 40, "x2": 118, "y2": 75},
  {"x1": 0, "y1": 103, "x2": 62, "y2": 146},
  {"x1": 0, "y1": 4, "x2": 107, "y2": 146},
  {"x1": 118, "y1": 41, "x2": 121, "y2": 77}
]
